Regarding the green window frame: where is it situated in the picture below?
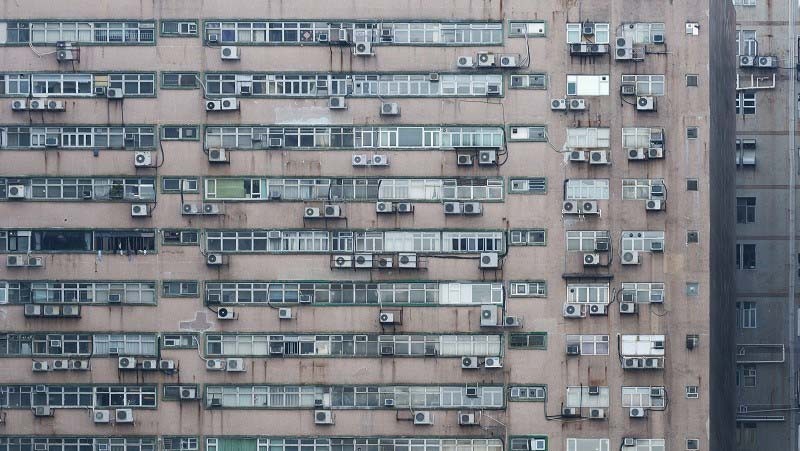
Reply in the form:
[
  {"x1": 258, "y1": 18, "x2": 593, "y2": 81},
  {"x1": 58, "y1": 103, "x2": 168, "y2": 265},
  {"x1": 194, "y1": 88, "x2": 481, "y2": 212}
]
[
  {"x1": 162, "y1": 281, "x2": 199, "y2": 298},
  {"x1": 508, "y1": 333, "x2": 547, "y2": 349},
  {"x1": 160, "y1": 20, "x2": 199, "y2": 37},
  {"x1": 161, "y1": 126, "x2": 200, "y2": 141},
  {"x1": 161, "y1": 72, "x2": 199, "y2": 89},
  {"x1": 162, "y1": 230, "x2": 199, "y2": 246}
]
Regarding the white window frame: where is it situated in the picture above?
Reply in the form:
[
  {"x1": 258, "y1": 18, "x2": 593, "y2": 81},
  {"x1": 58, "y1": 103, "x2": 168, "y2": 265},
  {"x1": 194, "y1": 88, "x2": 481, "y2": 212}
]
[
  {"x1": 566, "y1": 230, "x2": 609, "y2": 252},
  {"x1": 566, "y1": 334, "x2": 609, "y2": 355},
  {"x1": 622, "y1": 179, "x2": 664, "y2": 200},
  {"x1": 566, "y1": 75, "x2": 610, "y2": 96},
  {"x1": 566, "y1": 284, "x2": 609, "y2": 304},
  {"x1": 566, "y1": 128, "x2": 611, "y2": 148},
  {"x1": 509, "y1": 281, "x2": 547, "y2": 297},
  {"x1": 566, "y1": 179, "x2": 609, "y2": 200},
  {"x1": 621, "y1": 386, "x2": 666, "y2": 409},
  {"x1": 565, "y1": 23, "x2": 610, "y2": 44},
  {"x1": 621, "y1": 74, "x2": 665, "y2": 96},
  {"x1": 566, "y1": 439, "x2": 609, "y2": 451},
  {"x1": 621, "y1": 231, "x2": 665, "y2": 252}
]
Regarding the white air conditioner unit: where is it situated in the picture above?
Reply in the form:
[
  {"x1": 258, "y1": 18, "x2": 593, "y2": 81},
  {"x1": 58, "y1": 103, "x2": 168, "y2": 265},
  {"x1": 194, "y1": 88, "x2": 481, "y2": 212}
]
[
  {"x1": 380, "y1": 101, "x2": 400, "y2": 115},
  {"x1": 106, "y1": 88, "x2": 124, "y2": 99},
  {"x1": 444, "y1": 201, "x2": 462, "y2": 215},
  {"x1": 205, "y1": 100, "x2": 222, "y2": 111},
  {"x1": 7, "y1": 184, "x2": 26, "y2": 199},
  {"x1": 24, "y1": 304, "x2": 42, "y2": 316},
  {"x1": 131, "y1": 204, "x2": 150, "y2": 217},
  {"x1": 46, "y1": 100, "x2": 65, "y2": 111},
  {"x1": 756, "y1": 56, "x2": 778, "y2": 68},
  {"x1": 551, "y1": 99, "x2": 567, "y2": 110},
  {"x1": 615, "y1": 37, "x2": 632, "y2": 60},
  {"x1": 580, "y1": 200, "x2": 599, "y2": 214},
  {"x1": 181, "y1": 203, "x2": 201, "y2": 215},
  {"x1": 11, "y1": 99, "x2": 27, "y2": 110},
  {"x1": 315, "y1": 410, "x2": 335, "y2": 424},
  {"x1": 594, "y1": 239, "x2": 610, "y2": 252},
  {"x1": 376, "y1": 201, "x2": 395, "y2": 213},
  {"x1": 620, "y1": 302, "x2": 637, "y2": 314},
  {"x1": 398, "y1": 253, "x2": 418, "y2": 268},
  {"x1": 206, "y1": 359, "x2": 225, "y2": 371},
  {"x1": 43, "y1": 305, "x2": 60, "y2": 316},
  {"x1": 278, "y1": 307, "x2": 293, "y2": 320},
  {"x1": 484, "y1": 356, "x2": 503, "y2": 368},
  {"x1": 332, "y1": 254, "x2": 353, "y2": 268},
  {"x1": 93, "y1": 409, "x2": 111, "y2": 423},
  {"x1": 645, "y1": 357, "x2": 663, "y2": 368},
  {"x1": 159, "y1": 360, "x2": 175, "y2": 370},
  {"x1": 568, "y1": 150, "x2": 586, "y2": 162},
  {"x1": 651, "y1": 387, "x2": 665, "y2": 398},
  {"x1": 583, "y1": 253, "x2": 600, "y2": 266},
  {"x1": 352, "y1": 154, "x2": 368, "y2": 166},
  {"x1": 636, "y1": 96, "x2": 656, "y2": 111},
  {"x1": 207, "y1": 147, "x2": 230, "y2": 163},
  {"x1": 203, "y1": 203, "x2": 221, "y2": 215},
  {"x1": 457, "y1": 154, "x2": 474, "y2": 166},
  {"x1": 370, "y1": 154, "x2": 388, "y2": 166},
  {"x1": 503, "y1": 316, "x2": 523, "y2": 327},
  {"x1": 461, "y1": 356, "x2": 479, "y2": 369},
  {"x1": 568, "y1": 98, "x2": 586, "y2": 110},
  {"x1": 589, "y1": 150, "x2": 609, "y2": 165},
  {"x1": 323, "y1": 204, "x2": 342, "y2": 218},
  {"x1": 646, "y1": 199, "x2": 664, "y2": 211},
  {"x1": 115, "y1": 408, "x2": 134, "y2": 423},
  {"x1": 216, "y1": 307, "x2": 236, "y2": 320},
  {"x1": 221, "y1": 46, "x2": 240, "y2": 60},
  {"x1": 628, "y1": 148, "x2": 647, "y2": 160},
  {"x1": 61, "y1": 305, "x2": 80, "y2": 317},
  {"x1": 561, "y1": 407, "x2": 579, "y2": 417},
  {"x1": 621, "y1": 250, "x2": 640, "y2": 265},
  {"x1": 589, "y1": 408, "x2": 606, "y2": 419},
  {"x1": 457, "y1": 56, "x2": 474, "y2": 68},
  {"x1": 562, "y1": 200, "x2": 579, "y2": 214},
  {"x1": 487, "y1": 83, "x2": 501, "y2": 96},
  {"x1": 32, "y1": 361, "x2": 49, "y2": 372},
  {"x1": 623, "y1": 357, "x2": 642, "y2": 369},
  {"x1": 379, "y1": 311, "x2": 398, "y2": 324},
  {"x1": 353, "y1": 42, "x2": 373, "y2": 56},
  {"x1": 134, "y1": 151, "x2": 153, "y2": 167},
  {"x1": 588, "y1": 304, "x2": 607, "y2": 316},
  {"x1": 458, "y1": 411, "x2": 478, "y2": 425},
  {"x1": 478, "y1": 150, "x2": 497, "y2": 165},
  {"x1": 479, "y1": 252, "x2": 499, "y2": 269},
  {"x1": 29, "y1": 99, "x2": 46, "y2": 110},
  {"x1": 179, "y1": 387, "x2": 197, "y2": 399},
  {"x1": 226, "y1": 358, "x2": 246, "y2": 372},
  {"x1": 413, "y1": 411, "x2": 433, "y2": 425},
  {"x1": 328, "y1": 96, "x2": 347, "y2": 109},
  {"x1": 530, "y1": 439, "x2": 547, "y2": 451},
  {"x1": 206, "y1": 253, "x2": 226, "y2": 266},
  {"x1": 354, "y1": 254, "x2": 373, "y2": 268},
  {"x1": 376, "y1": 255, "x2": 393, "y2": 269},
  {"x1": 118, "y1": 356, "x2": 137, "y2": 369},
  {"x1": 499, "y1": 54, "x2": 519, "y2": 67},
  {"x1": 739, "y1": 55, "x2": 755, "y2": 67},
  {"x1": 563, "y1": 303, "x2": 582, "y2": 318},
  {"x1": 476, "y1": 52, "x2": 496, "y2": 67},
  {"x1": 396, "y1": 202, "x2": 414, "y2": 214},
  {"x1": 52, "y1": 359, "x2": 69, "y2": 370},
  {"x1": 140, "y1": 359, "x2": 158, "y2": 370},
  {"x1": 647, "y1": 147, "x2": 664, "y2": 159},
  {"x1": 462, "y1": 202, "x2": 482, "y2": 215},
  {"x1": 650, "y1": 240, "x2": 664, "y2": 252},
  {"x1": 629, "y1": 407, "x2": 646, "y2": 418},
  {"x1": 220, "y1": 98, "x2": 239, "y2": 110},
  {"x1": 33, "y1": 406, "x2": 54, "y2": 417}
]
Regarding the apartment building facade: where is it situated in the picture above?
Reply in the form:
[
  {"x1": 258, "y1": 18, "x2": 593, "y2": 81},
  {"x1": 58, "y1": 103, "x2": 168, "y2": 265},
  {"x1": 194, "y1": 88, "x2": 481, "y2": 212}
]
[
  {"x1": 733, "y1": 0, "x2": 800, "y2": 449},
  {"x1": 0, "y1": 1, "x2": 735, "y2": 451}
]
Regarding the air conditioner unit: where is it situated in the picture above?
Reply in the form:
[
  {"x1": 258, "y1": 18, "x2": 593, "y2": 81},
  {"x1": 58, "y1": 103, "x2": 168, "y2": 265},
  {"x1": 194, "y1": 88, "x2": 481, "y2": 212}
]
[
  {"x1": 636, "y1": 96, "x2": 656, "y2": 111},
  {"x1": 479, "y1": 252, "x2": 500, "y2": 269},
  {"x1": 370, "y1": 154, "x2": 389, "y2": 166},
  {"x1": 353, "y1": 42, "x2": 373, "y2": 56},
  {"x1": 44, "y1": 136, "x2": 59, "y2": 147},
  {"x1": 650, "y1": 184, "x2": 665, "y2": 198},
  {"x1": 650, "y1": 240, "x2": 664, "y2": 252},
  {"x1": 93, "y1": 409, "x2": 111, "y2": 423},
  {"x1": 583, "y1": 253, "x2": 600, "y2": 266},
  {"x1": 205, "y1": 100, "x2": 222, "y2": 111},
  {"x1": 413, "y1": 411, "x2": 433, "y2": 425},
  {"x1": 652, "y1": 33, "x2": 665, "y2": 44},
  {"x1": 32, "y1": 361, "x2": 49, "y2": 372},
  {"x1": 480, "y1": 304, "x2": 499, "y2": 326},
  {"x1": 7, "y1": 184, "x2": 25, "y2": 199},
  {"x1": 383, "y1": 398, "x2": 396, "y2": 407},
  {"x1": 457, "y1": 56, "x2": 474, "y2": 68},
  {"x1": 444, "y1": 202, "x2": 462, "y2": 215},
  {"x1": 647, "y1": 147, "x2": 664, "y2": 159},
  {"x1": 33, "y1": 406, "x2": 54, "y2": 417},
  {"x1": 226, "y1": 358, "x2": 245, "y2": 372},
  {"x1": 352, "y1": 154, "x2": 368, "y2": 166},
  {"x1": 623, "y1": 357, "x2": 642, "y2": 369},
  {"x1": 134, "y1": 151, "x2": 153, "y2": 167},
  {"x1": 461, "y1": 356, "x2": 479, "y2": 369},
  {"x1": 379, "y1": 311, "x2": 398, "y2": 324},
  {"x1": 275, "y1": 307, "x2": 292, "y2": 320},
  {"x1": 29, "y1": 99, "x2": 46, "y2": 110},
  {"x1": 220, "y1": 98, "x2": 239, "y2": 110},
  {"x1": 620, "y1": 302, "x2": 637, "y2": 314},
  {"x1": 131, "y1": 204, "x2": 150, "y2": 217},
  {"x1": 621, "y1": 250, "x2": 640, "y2": 265},
  {"x1": 645, "y1": 357, "x2": 663, "y2": 368},
  {"x1": 61, "y1": 305, "x2": 80, "y2": 317},
  {"x1": 646, "y1": 199, "x2": 664, "y2": 211},
  {"x1": 314, "y1": 410, "x2": 334, "y2": 424},
  {"x1": 206, "y1": 359, "x2": 225, "y2": 371},
  {"x1": 158, "y1": 360, "x2": 175, "y2": 370},
  {"x1": 397, "y1": 253, "x2": 418, "y2": 268},
  {"x1": 628, "y1": 148, "x2": 647, "y2": 160},
  {"x1": 376, "y1": 201, "x2": 395, "y2": 213},
  {"x1": 179, "y1": 387, "x2": 197, "y2": 399},
  {"x1": 562, "y1": 200, "x2": 579, "y2": 214},
  {"x1": 462, "y1": 202, "x2": 482, "y2": 215},
  {"x1": 484, "y1": 356, "x2": 503, "y2": 368},
  {"x1": 380, "y1": 344, "x2": 395, "y2": 355},
  {"x1": 56, "y1": 47, "x2": 78, "y2": 61},
  {"x1": 354, "y1": 254, "x2": 373, "y2": 268},
  {"x1": 328, "y1": 96, "x2": 347, "y2": 109},
  {"x1": 589, "y1": 150, "x2": 609, "y2": 165},
  {"x1": 457, "y1": 154, "x2": 474, "y2": 166},
  {"x1": 94, "y1": 86, "x2": 107, "y2": 96},
  {"x1": 477, "y1": 149, "x2": 497, "y2": 165},
  {"x1": 380, "y1": 102, "x2": 400, "y2": 116},
  {"x1": 381, "y1": 28, "x2": 394, "y2": 41},
  {"x1": 629, "y1": 407, "x2": 646, "y2": 418},
  {"x1": 551, "y1": 98, "x2": 567, "y2": 110},
  {"x1": 588, "y1": 304, "x2": 607, "y2": 316},
  {"x1": 118, "y1": 357, "x2": 137, "y2": 369},
  {"x1": 216, "y1": 307, "x2": 236, "y2": 320},
  {"x1": 756, "y1": 56, "x2": 778, "y2": 68},
  {"x1": 106, "y1": 88, "x2": 124, "y2": 99},
  {"x1": 323, "y1": 204, "x2": 342, "y2": 218},
  {"x1": 567, "y1": 151, "x2": 586, "y2": 163},
  {"x1": 203, "y1": 203, "x2": 221, "y2": 215},
  {"x1": 566, "y1": 344, "x2": 580, "y2": 355},
  {"x1": 115, "y1": 408, "x2": 134, "y2": 423},
  {"x1": 503, "y1": 316, "x2": 523, "y2": 327},
  {"x1": 141, "y1": 359, "x2": 158, "y2": 370},
  {"x1": 615, "y1": 37, "x2": 632, "y2": 60},
  {"x1": 11, "y1": 99, "x2": 27, "y2": 110},
  {"x1": 465, "y1": 386, "x2": 480, "y2": 398},
  {"x1": 583, "y1": 22, "x2": 595, "y2": 35},
  {"x1": 650, "y1": 290, "x2": 664, "y2": 303},
  {"x1": 181, "y1": 203, "x2": 201, "y2": 215},
  {"x1": 239, "y1": 83, "x2": 252, "y2": 95},
  {"x1": 393, "y1": 203, "x2": 413, "y2": 215},
  {"x1": 24, "y1": 304, "x2": 42, "y2": 316},
  {"x1": 476, "y1": 52, "x2": 496, "y2": 67},
  {"x1": 589, "y1": 408, "x2": 606, "y2": 419},
  {"x1": 621, "y1": 83, "x2": 637, "y2": 96},
  {"x1": 650, "y1": 387, "x2": 665, "y2": 398},
  {"x1": 221, "y1": 46, "x2": 240, "y2": 60},
  {"x1": 623, "y1": 438, "x2": 636, "y2": 448},
  {"x1": 377, "y1": 256, "x2": 393, "y2": 269},
  {"x1": 580, "y1": 200, "x2": 599, "y2": 215},
  {"x1": 563, "y1": 303, "x2": 582, "y2": 318},
  {"x1": 499, "y1": 54, "x2": 519, "y2": 67},
  {"x1": 458, "y1": 411, "x2": 478, "y2": 425},
  {"x1": 43, "y1": 305, "x2": 60, "y2": 317},
  {"x1": 594, "y1": 238, "x2": 610, "y2": 252},
  {"x1": 530, "y1": 439, "x2": 547, "y2": 451},
  {"x1": 206, "y1": 253, "x2": 225, "y2": 266},
  {"x1": 561, "y1": 407, "x2": 579, "y2": 418},
  {"x1": 299, "y1": 294, "x2": 313, "y2": 304},
  {"x1": 46, "y1": 100, "x2": 65, "y2": 111},
  {"x1": 568, "y1": 98, "x2": 586, "y2": 110},
  {"x1": 739, "y1": 55, "x2": 755, "y2": 67},
  {"x1": 332, "y1": 254, "x2": 353, "y2": 268}
]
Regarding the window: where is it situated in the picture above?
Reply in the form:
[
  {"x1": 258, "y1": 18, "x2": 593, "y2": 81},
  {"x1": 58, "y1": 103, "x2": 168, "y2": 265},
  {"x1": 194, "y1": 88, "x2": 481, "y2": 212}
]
[
  {"x1": 509, "y1": 178, "x2": 547, "y2": 194},
  {"x1": 20, "y1": 21, "x2": 156, "y2": 44},
  {"x1": 620, "y1": 282, "x2": 665, "y2": 304},
  {"x1": 566, "y1": 75, "x2": 610, "y2": 96},
  {"x1": 733, "y1": 0, "x2": 756, "y2": 5},
  {"x1": 621, "y1": 387, "x2": 667, "y2": 409},
  {"x1": 566, "y1": 230, "x2": 609, "y2": 252},
  {"x1": 686, "y1": 74, "x2": 698, "y2": 86},
  {"x1": 162, "y1": 437, "x2": 199, "y2": 451},
  {"x1": 161, "y1": 21, "x2": 198, "y2": 36},
  {"x1": 162, "y1": 281, "x2": 199, "y2": 298},
  {"x1": 736, "y1": 30, "x2": 757, "y2": 56},
  {"x1": 162, "y1": 230, "x2": 199, "y2": 245},
  {"x1": 31, "y1": 74, "x2": 92, "y2": 96},
  {"x1": 736, "y1": 243, "x2": 757, "y2": 269},
  {"x1": 509, "y1": 281, "x2": 547, "y2": 297},
  {"x1": 626, "y1": 23, "x2": 666, "y2": 44},
  {"x1": 565, "y1": 334, "x2": 609, "y2": 355},
  {"x1": 508, "y1": 21, "x2": 547, "y2": 37},
  {"x1": 509, "y1": 74, "x2": 547, "y2": 89},
  {"x1": 161, "y1": 334, "x2": 198, "y2": 349},
  {"x1": 0, "y1": 281, "x2": 155, "y2": 305},
  {"x1": 686, "y1": 385, "x2": 699, "y2": 399},
  {"x1": 622, "y1": 127, "x2": 663, "y2": 149},
  {"x1": 92, "y1": 334, "x2": 158, "y2": 356},
  {"x1": 0, "y1": 73, "x2": 31, "y2": 95},
  {"x1": 509, "y1": 229, "x2": 546, "y2": 245},
  {"x1": 565, "y1": 386, "x2": 609, "y2": 408},
  {"x1": 508, "y1": 333, "x2": 547, "y2": 349},
  {"x1": 565, "y1": 179, "x2": 609, "y2": 200},
  {"x1": 161, "y1": 126, "x2": 199, "y2": 141},
  {"x1": 621, "y1": 74, "x2": 665, "y2": 95},
  {"x1": 622, "y1": 179, "x2": 664, "y2": 200},
  {"x1": 0, "y1": 229, "x2": 156, "y2": 253},
  {"x1": 508, "y1": 386, "x2": 547, "y2": 402},
  {"x1": 565, "y1": 23, "x2": 610, "y2": 44},
  {"x1": 108, "y1": 73, "x2": 155, "y2": 96},
  {"x1": 686, "y1": 439, "x2": 700, "y2": 450},
  {"x1": 621, "y1": 231, "x2": 665, "y2": 253},
  {"x1": 1, "y1": 126, "x2": 156, "y2": 150},
  {"x1": 162, "y1": 178, "x2": 199, "y2": 193},
  {"x1": 736, "y1": 92, "x2": 756, "y2": 115},
  {"x1": 567, "y1": 284, "x2": 609, "y2": 304},
  {"x1": 629, "y1": 440, "x2": 665, "y2": 451},
  {"x1": 508, "y1": 126, "x2": 547, "y2": 142},
  {"x1": 566, "y1": 128, "x2": 610, "y2": 148},
  {"x1": 161, "y1": 72, "x2": 199, "y2": 89},
  {"x1": 687, "y1": 179, "x2": 699, "y2": 191},
  {"x1": 736, "y1": 197, "x2": 756, "y2": 223},
  {"x1": 687, "y1": 231, "x2": 699, "y2": 244},
  {"x1": 687, "y1": 127, "x2": 698, "y2": 139},
  {"x1": 0, "y1": 177, "x2": 155, "y2": 201},
  {"x1": 566, "y1": 439, "x2": 609, "y2": 451},
  {"x1": 736, "y1": 301, "x2": 757, "y2": 328}
]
